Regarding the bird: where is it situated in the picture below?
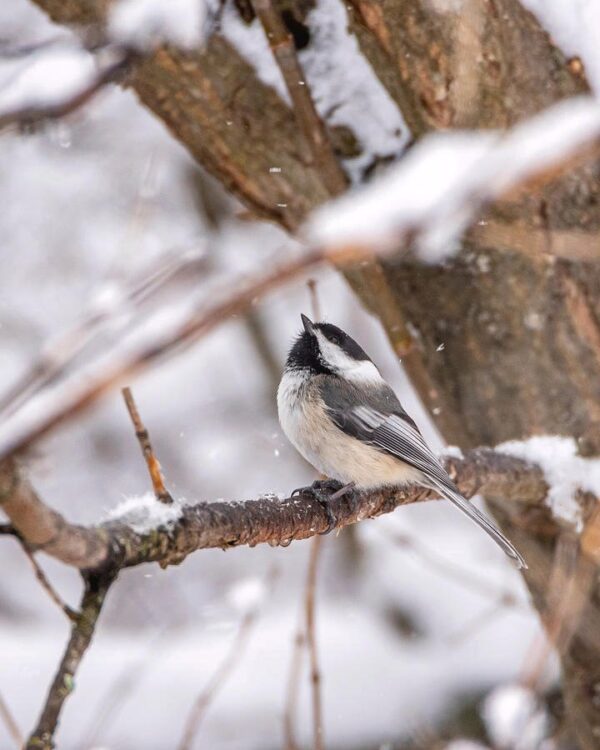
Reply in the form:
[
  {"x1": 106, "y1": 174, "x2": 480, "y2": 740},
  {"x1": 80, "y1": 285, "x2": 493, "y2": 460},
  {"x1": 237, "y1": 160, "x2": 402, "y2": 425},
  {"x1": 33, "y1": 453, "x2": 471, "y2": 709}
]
[{"x1": 277, "y1": 314, "x2": 526, "y2": 569}]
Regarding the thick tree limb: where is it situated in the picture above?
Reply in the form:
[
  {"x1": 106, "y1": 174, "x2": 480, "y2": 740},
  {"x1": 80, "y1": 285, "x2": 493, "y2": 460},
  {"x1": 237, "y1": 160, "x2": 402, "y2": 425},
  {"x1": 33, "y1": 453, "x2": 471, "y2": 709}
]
[{"x1": 1, "y1": 450, "x2": 547, "y2": 573}]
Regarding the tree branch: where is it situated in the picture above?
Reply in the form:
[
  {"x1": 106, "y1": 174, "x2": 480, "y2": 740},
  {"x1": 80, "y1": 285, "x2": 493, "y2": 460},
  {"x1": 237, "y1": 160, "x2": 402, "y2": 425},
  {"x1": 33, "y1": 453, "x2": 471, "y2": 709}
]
[
  {"x1": 121, "y1": 387, "x2": 172, "y2": 504},
  {"x1": 25, "y1": 572, "x2": 114, "y2": 750},
  {"x1": 1, "y1": 449, "x2": 548, "y2": 574},
  {"x1": 20, "y1": 542, "x2": 78, "y2": 621}
]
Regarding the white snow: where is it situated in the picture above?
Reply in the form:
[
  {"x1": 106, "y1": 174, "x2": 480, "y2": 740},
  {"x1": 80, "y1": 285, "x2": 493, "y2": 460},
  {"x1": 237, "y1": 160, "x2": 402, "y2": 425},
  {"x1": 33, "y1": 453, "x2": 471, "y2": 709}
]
[
  {"x1": 497, "y1": 436, "x2": 600, "y2": 529},
  {"x1": 108, "y1": 0, "x2": 207, "y2": 50},
  {"x1": 482, "y1": 683, "x2": 548, "y2": 750},
  {"x1": 219, "y1": 0, "x2": 408, "y2": 177},
  {"x1": 307, "y1": 97, "x2": 600, "y2": 263},
  {"x1": 218, "y1": 3, "x2": 289, "y2": 101},
  {"x1": 443, "y1": 445, "x2": 464, "y2": 460},
  {"x1": 106, "y1": 492, "x2": 183, "y2": 533},
  {"x1": 445, "y1": 742, "x2": 490, "y2": 750},
  {"x1": 298, "y1": 0, "x2": 408, "y2": 177},
  {"x1": 0, "y1": 45, "x2": 97, "y2": 115}
]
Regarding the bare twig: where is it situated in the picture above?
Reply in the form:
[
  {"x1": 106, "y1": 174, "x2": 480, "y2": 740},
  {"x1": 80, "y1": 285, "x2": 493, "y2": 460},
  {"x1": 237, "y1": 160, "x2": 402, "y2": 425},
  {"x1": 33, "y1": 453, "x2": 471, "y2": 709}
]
[
  {"x1": 0, "y1": 46, "x2": 134, "y2": 132},
  {"x1": 178, "y1": 568, "x2": 278, "y2": 750},
  {"x1": 25, "y1": 572, "x2": 114, "y2": 750},
  {"x1": 305, "y1": 535, "x2": 324, "y2": 750},
  {"x1": 121, "y1": 386, "x2": 172, "y2": 504},
  {"x1": 283, "y1": 617, "x2": 304, "y2": 750},
  {"x1": 20, "y1": 543, "x2": 78, "y2": 621},
  {"x1": 306, "y1": 278, "x2": 321, "y2": 321},
  {"x1": 0, "y1": 690, "x2": 23, "y2": 749}
]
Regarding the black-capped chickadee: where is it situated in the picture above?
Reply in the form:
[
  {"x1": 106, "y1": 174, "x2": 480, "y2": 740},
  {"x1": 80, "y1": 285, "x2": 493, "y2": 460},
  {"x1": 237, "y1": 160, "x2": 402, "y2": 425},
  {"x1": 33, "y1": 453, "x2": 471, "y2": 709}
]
[{"x1": 278, "y1": 314, "x2": 526, "y2": 569}]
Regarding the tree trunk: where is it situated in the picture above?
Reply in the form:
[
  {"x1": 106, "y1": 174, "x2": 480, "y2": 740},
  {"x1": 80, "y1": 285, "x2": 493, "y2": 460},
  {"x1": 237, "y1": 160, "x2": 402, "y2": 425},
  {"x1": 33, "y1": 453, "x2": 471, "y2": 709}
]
[{"x1": 29, "y1": 0, "x2": 600, "y2": 746}]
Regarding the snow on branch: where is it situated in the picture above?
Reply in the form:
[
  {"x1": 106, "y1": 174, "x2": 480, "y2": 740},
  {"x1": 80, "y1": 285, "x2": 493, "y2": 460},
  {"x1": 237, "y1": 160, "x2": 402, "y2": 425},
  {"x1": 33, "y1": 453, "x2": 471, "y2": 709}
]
[
  {"x1": 0, "y1": 448, "x2": 549, "y2": 572},
  {"x1": 0, "y1": 43, "x2": 133, "y2": 131},
  {"x1": 108, "y1": 0, "x2": 207, "y2": 51},
  {"x1": 498, "y1": 436, "x2": 600, "y2": 529},
  {"x1": 306, "y1": 97, "x2": 600, "y2": 262}
]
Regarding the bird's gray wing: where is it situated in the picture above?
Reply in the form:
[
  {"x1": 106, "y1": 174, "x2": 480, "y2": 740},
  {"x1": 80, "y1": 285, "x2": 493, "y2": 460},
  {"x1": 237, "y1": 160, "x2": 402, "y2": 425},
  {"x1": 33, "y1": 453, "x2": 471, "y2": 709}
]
[
  {"x1": 319, "y1": 378, "x2": 446, "y2": 480},
  {"x1": 320, "y1": 379, "x2": 526, "y2": 569}
]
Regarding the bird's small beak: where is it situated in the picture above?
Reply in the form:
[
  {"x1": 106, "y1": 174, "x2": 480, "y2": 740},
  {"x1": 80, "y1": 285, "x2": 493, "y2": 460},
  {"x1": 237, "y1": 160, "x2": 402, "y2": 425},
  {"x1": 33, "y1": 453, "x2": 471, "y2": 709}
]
[{"x1": 301, "y1": 313, "x2": 315, "y2": 336}]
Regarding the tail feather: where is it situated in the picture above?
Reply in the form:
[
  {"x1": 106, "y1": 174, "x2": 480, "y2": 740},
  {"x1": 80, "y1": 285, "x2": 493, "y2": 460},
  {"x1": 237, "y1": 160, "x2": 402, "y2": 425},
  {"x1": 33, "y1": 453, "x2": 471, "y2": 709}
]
[{"x1": 427, "y1": 477, "x2": 527, "y2": 570}]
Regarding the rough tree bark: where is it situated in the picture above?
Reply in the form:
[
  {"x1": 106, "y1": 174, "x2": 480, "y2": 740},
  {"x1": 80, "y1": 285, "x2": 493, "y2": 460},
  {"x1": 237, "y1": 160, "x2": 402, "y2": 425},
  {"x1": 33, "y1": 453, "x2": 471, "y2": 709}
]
[{"x1": 23, "y1": 0, "x2": 600, "y2": 746}]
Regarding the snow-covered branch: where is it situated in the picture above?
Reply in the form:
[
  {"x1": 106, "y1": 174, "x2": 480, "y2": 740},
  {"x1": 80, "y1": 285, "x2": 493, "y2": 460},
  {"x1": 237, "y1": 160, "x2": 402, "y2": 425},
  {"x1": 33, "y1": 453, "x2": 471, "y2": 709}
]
[{"x1": 0, "y1": 44, "x2": 132, "y2": 130}]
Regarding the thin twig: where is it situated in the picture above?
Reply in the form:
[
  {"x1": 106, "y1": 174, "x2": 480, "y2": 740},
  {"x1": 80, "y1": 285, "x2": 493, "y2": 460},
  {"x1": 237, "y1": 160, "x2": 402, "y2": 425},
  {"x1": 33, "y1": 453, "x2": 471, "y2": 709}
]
[
  {"x1": 0, "y1": 47, "x2": 134, "y2": 132},
  {"x1": 177, "y1": 567, "x2": 278, "y2": 750},
  {"x1": 20, "y1": 542, "x2": 78, "y2": 621},
  {"x1": 283, "y1": 618, "x2": 304, "y2": 750},
  {"x1": 25, "y1": 572, "x2": 114, "y2": 750},
  {"x1": 0, "y1": 690, "x2": 23, "y2": 749},
  {"x1": 121, "y1": 386, "x2": 172, "y2": 504},
  {"x1": 250, "y1": 0, "x2": 346, "y2": 196},
  {"x1": 305, "y1": 535, "x2": 324, "y2": 750},
  {"x1": 306, "y1": 278, "x2": 321, "y2": 321}
]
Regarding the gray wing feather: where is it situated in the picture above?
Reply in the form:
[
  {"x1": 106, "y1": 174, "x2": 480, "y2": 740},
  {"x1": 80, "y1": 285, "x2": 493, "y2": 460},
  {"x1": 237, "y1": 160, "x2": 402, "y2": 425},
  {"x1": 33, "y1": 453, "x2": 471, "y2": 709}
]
[{"x1": 320, "y1": 380, "x2": 526, "y2": 569}]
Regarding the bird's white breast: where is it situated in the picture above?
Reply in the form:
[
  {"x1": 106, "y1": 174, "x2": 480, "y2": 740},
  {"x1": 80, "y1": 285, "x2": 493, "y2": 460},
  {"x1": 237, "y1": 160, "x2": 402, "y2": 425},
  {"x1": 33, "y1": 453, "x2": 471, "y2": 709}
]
[{"x1": 277, "y1": 370, "x2": 422, "y2": 488}]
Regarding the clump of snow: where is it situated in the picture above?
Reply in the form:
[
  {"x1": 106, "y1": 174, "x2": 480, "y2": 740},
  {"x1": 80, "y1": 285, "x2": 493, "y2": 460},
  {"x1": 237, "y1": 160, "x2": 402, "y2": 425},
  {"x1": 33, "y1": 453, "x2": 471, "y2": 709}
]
[
  {"x1": 106, "y1": 492, "x2": 183, "y2": 533},
  {"x1": 0, "y1": 44, "x2": 97, "y2": 115},
  {"x1": 444, "y1": 742, "x2": 490, "y2": 750},
  {"x1": 482, "y1": 683, "x2": 549, "y2": 750},
  {"x1": 108, "y1": 0, "x2": 206, "y2": 50},
  {"x1": 217, "y1": 2, "x2": 288, "y2": 101},
  {"x1": 306, "y1": 130, "x2": 492, "y2": 260},
  {"x1": 306, "y1": 97, "x2": 600, "y2": 263},
  {"x1": 226, "y1": 577, "x2": 267, "y2": 613},
  {"x1": 443, "y1": 445, "x2": 464, "y2": 460},
  {"x1": 298, "y1": 0, "x2": 408, "y2": 178},
  {"x1": 497, "y1": 436, "x2": 600, "y2": 530}
]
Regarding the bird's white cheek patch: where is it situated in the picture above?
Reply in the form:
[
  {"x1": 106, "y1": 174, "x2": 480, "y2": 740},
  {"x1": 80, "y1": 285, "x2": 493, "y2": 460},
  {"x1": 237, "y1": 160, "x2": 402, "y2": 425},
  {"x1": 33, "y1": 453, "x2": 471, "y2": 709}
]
[{"x1": 315, "y1": 333, "x2": 382, "y2": 383}]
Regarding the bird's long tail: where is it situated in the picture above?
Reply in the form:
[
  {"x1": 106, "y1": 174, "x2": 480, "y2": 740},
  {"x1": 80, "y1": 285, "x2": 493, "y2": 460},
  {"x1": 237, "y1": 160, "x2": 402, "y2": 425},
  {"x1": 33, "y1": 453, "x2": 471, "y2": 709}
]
[{"x1": 426, "y1": 476, "x2": 527, "y2": 569}]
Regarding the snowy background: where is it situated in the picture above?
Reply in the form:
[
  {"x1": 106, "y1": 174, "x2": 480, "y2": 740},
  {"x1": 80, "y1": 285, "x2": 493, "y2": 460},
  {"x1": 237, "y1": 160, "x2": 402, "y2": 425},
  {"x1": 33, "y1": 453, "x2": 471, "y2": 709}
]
[{"x1": 3, "y1": 0, "x2": 595, "y2": 747}]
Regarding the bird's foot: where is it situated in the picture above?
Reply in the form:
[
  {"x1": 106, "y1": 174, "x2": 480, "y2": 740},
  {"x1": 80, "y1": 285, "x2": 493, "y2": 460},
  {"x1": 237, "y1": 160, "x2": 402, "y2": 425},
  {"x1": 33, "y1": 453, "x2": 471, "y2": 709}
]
[{"x1": 291, "y1": 480, "x2": 355, "y2": 535}]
